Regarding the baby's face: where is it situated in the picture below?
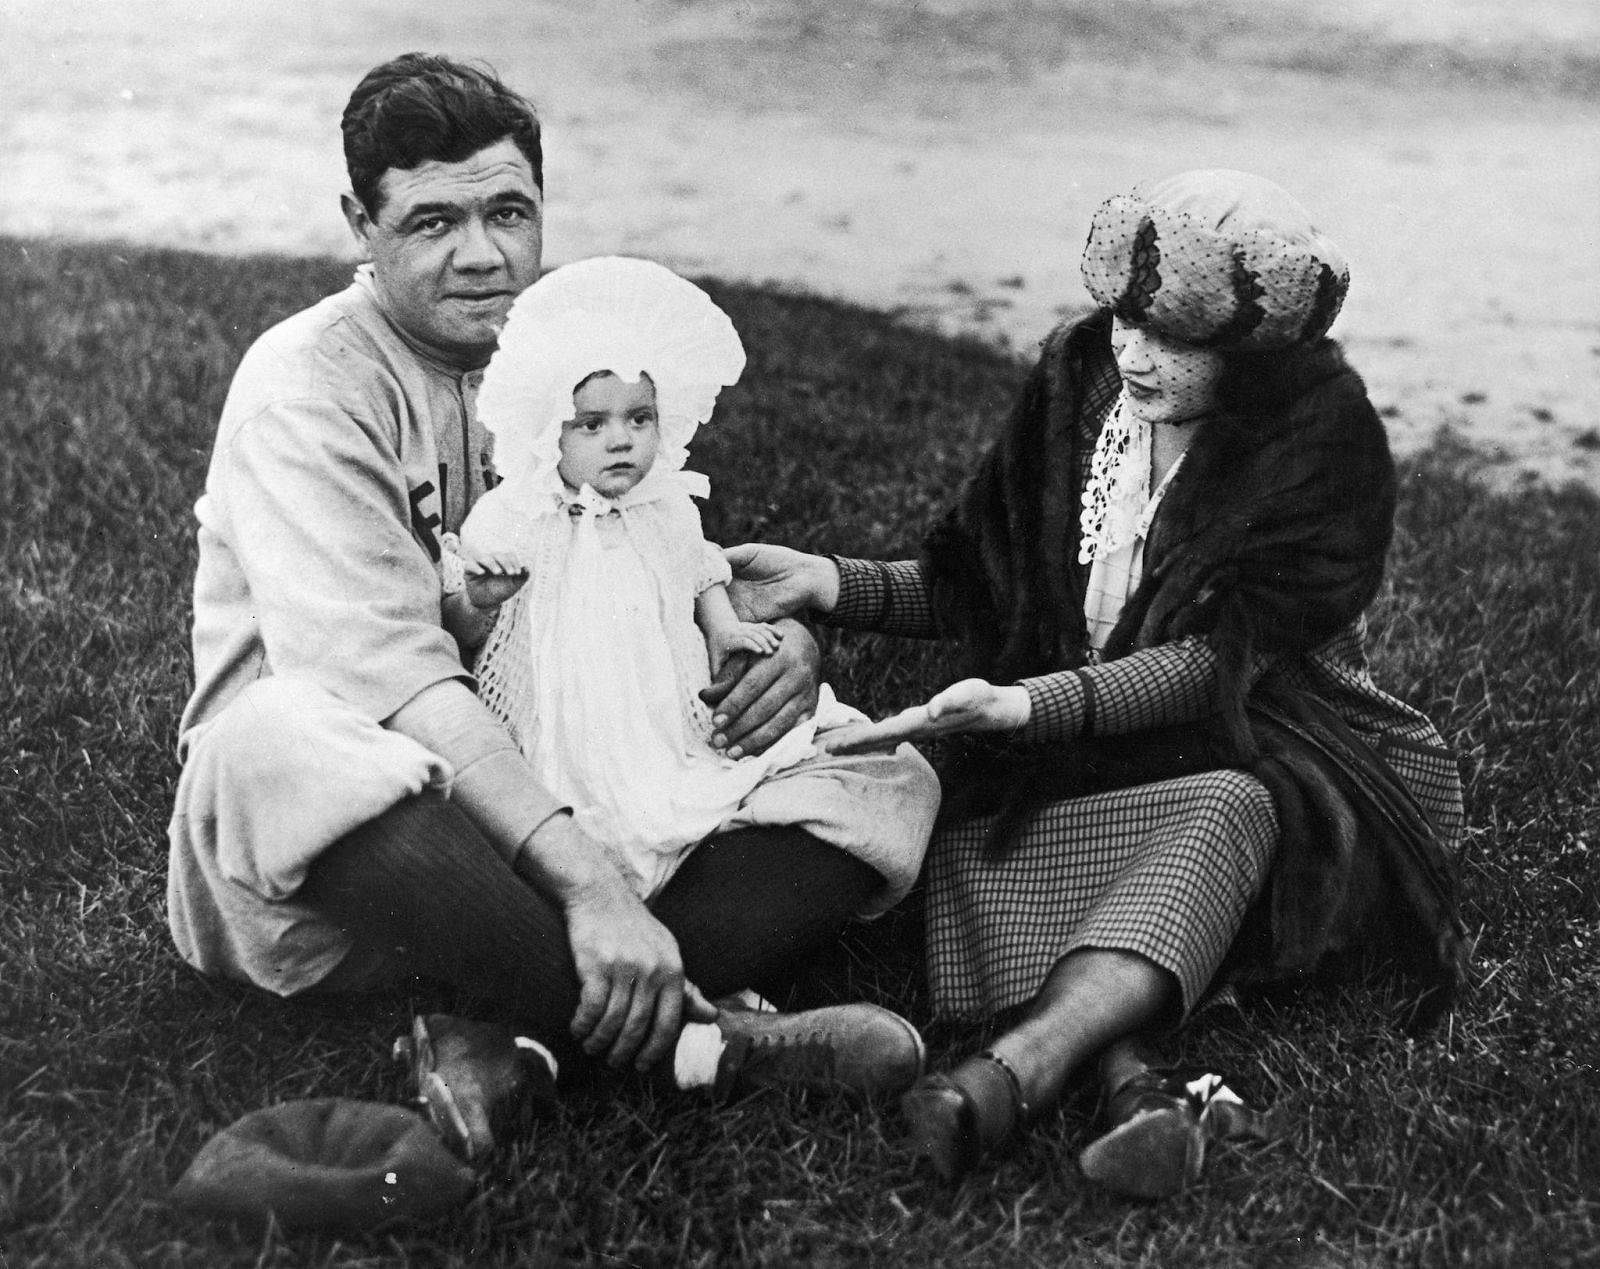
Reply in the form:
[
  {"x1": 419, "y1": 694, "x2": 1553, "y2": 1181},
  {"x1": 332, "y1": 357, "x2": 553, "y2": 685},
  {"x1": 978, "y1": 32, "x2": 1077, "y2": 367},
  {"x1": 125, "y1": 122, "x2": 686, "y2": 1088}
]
[{"x1": 557, "y1": 371, "x2": 661, "y2": 498}]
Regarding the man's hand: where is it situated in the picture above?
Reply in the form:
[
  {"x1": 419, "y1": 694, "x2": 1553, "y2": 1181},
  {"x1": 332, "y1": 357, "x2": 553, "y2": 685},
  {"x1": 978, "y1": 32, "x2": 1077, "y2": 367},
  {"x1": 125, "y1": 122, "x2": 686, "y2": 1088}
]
[
  {"x1": 518, "y1": 813, "x2": 716, "y2": 1071},
  {"x1": 700, "y1": 617, "x2": 820, "y2": 758},
  {"x1": 464, "y1": 569, "x2": 528, "y2": 610},
  {"x1": 564, "y1": 883, "x2": 715, "y2": 1071},
  {"x1": 723, "y1": 543, "x2": 839, "y2": 623},
  {"x1": 818, "y1": 677, "x2": 1031, "y2": 755}
]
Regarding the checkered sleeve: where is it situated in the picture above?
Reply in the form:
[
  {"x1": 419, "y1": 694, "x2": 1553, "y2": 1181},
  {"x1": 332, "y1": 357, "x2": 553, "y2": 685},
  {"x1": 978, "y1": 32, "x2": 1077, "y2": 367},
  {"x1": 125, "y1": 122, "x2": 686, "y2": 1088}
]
[
  {"x1": 1017, "y1": 637, "x2": 1274, "y2": 742},
  {"x1": 822, "y1": 557, "x2": 939, "y2": 638},
  {"x1": 1017, "y1": 671, "x2": 1090, "y2": 741}
]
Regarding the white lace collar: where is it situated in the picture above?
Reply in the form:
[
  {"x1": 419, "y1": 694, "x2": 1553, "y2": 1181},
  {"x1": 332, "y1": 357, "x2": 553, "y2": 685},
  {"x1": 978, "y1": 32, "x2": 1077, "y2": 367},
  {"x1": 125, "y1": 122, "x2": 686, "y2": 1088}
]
[
  {"x1": 1078, "y1": 392, "x2": 1151, "y2": 566},
  {"x1": 555, "y1": 466, "x2": 711, "y2": 519}
]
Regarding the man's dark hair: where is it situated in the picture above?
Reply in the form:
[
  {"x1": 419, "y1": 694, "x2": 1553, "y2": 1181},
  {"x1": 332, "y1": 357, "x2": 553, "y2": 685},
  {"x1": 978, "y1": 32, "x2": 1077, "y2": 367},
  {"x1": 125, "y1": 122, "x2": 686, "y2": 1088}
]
[{"x1": 342, "y1": 52, "x2": 543, "y2": 215}]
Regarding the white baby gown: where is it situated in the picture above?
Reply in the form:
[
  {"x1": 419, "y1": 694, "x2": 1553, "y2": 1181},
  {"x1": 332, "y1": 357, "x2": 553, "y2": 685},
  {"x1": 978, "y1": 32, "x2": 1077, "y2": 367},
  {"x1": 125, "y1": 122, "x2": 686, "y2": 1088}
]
[{"x1": 463, "y1": 465, "x2": 862, "y2": 899}]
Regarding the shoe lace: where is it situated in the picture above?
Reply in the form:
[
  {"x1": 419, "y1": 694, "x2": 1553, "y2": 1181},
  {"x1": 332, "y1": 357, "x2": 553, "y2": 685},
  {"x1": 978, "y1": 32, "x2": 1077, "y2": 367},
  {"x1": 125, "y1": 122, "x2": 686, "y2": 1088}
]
[{"x1": 745, "y1": 1027, "x2": 838, "y2": 1084}]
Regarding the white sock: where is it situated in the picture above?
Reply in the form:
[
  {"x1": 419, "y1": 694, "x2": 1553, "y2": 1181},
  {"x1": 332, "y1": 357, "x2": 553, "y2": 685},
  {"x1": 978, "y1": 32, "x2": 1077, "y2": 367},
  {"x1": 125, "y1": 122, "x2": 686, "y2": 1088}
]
[
  {"x1": 672, "y1": 1020, "x2": 727, "y2": 1090},
  {"x1": 725, "y1": 987, "x2": 777, "y2": 1014},
  {"x1": 513, "y1": 1035, "x2": 559, "y2": 1083}
]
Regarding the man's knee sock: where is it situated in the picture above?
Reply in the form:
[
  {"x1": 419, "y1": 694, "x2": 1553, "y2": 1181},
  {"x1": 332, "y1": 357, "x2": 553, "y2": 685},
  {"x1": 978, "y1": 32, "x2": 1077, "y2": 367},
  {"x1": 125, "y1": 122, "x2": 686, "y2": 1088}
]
[
  {"x1": 303, "y1": 807, "x2": 879, "y2": 1075},
  {"x1": 300, "y1": 792, "x2": 583, "y2": 1064},
  {"x1": 651, "y1": 826, "x2": 880, "y2": 1000}
]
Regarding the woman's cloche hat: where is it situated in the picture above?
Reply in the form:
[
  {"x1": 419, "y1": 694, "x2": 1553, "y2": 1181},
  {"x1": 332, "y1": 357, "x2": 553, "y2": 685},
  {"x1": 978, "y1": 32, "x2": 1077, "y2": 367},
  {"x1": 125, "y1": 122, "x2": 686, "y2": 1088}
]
[{"x1": 1081, "y1": 169, "x2": 1349, "y2": 351}]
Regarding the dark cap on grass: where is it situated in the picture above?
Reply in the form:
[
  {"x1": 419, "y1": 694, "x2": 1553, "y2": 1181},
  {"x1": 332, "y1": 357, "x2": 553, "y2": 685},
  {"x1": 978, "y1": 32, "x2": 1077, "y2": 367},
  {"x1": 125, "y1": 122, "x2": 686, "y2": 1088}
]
[{"x1": 171, "y1": 1098, "x2": 476, "y2": 1232}]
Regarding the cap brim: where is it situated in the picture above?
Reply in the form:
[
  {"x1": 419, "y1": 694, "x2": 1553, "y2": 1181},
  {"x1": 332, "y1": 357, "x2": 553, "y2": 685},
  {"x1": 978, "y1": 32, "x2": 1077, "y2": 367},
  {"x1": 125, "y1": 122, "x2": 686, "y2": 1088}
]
[{"x1": 172, "y1": 1098, "x2": 476, "y2": 1232}]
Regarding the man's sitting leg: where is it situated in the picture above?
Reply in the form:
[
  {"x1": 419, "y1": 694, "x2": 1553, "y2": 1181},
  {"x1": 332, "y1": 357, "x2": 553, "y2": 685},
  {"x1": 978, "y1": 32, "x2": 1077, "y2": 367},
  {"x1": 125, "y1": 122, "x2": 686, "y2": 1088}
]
[
  {"x1": 298, "y1": 800, "x2": 923, "y2": 1155},
  {"x1": 299, "y1": 791, "x2": 584, "y2": 1056},
  {"x1": 654, "y1": 826, "x2": 925, "y2": 1099}
]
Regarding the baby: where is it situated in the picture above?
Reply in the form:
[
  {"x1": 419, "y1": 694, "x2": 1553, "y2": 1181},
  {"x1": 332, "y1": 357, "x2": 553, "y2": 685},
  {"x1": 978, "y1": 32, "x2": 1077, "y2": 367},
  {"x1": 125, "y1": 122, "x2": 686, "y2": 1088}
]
[
  {"x1": 447, "y1": 366, "x2": 777, "y2": 671},
  {"x1": 443, "y1": 257, "x2": 863, "y2": 899}
]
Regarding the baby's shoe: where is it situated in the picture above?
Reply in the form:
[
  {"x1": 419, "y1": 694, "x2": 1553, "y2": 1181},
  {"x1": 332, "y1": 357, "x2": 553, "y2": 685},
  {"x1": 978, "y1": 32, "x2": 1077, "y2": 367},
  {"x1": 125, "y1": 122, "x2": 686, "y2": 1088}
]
[{"x1": 392, "y1": 1014, "x2": 558, "y2": 1161}]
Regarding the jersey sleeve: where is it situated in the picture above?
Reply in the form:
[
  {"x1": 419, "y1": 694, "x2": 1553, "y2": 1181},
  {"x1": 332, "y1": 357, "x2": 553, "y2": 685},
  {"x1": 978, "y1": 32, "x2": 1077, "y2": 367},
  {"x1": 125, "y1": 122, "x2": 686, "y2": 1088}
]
[{"x1": 218, "y1": 394, "x2": 468, "y2": 722}]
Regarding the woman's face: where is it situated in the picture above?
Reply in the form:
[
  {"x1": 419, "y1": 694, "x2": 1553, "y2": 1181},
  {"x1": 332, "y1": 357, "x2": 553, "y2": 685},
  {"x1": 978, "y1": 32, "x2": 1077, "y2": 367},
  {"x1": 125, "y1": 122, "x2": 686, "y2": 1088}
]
[{"x1": 1110, "y1": 317, "x2": 1226, "y2": 426}]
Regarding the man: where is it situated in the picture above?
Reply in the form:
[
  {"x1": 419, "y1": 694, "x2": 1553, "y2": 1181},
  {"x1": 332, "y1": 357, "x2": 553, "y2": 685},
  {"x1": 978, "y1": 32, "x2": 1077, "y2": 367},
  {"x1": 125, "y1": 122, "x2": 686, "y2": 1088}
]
[{"x1": 167, "y1": 53, "x2": 938, "y2": 1155}]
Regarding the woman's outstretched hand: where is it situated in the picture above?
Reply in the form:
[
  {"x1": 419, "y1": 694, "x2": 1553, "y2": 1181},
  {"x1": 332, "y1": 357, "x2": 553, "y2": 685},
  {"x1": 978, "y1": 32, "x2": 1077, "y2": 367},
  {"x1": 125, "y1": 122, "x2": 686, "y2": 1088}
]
[
  {"x1": 723, "y1": 543, "x2": 840, "y2": 623},
  {"x1": 818, "y1": 678, "x2": 1031, "y2": 754}
]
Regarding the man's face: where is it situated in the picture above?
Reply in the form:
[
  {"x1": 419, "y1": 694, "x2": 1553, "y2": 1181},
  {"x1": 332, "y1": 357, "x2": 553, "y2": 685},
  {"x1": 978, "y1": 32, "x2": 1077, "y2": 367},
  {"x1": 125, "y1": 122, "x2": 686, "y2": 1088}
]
[{"x1": 343, "y1": 137, "x2": 543, "y2": 367}]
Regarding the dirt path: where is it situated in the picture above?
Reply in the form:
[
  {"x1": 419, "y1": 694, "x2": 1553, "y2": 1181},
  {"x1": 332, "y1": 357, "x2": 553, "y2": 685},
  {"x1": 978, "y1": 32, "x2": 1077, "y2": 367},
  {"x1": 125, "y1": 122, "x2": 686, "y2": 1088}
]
[{"x1": 4, "y1": 0, "x2": 1597, "y2": 487}]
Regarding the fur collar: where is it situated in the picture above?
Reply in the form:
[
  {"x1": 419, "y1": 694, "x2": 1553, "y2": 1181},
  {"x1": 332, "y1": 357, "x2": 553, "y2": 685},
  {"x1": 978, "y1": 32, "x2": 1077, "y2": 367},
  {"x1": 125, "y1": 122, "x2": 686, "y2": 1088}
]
[{"x1": 923, "y1": 310, "x2": 1397, "y2": 742}]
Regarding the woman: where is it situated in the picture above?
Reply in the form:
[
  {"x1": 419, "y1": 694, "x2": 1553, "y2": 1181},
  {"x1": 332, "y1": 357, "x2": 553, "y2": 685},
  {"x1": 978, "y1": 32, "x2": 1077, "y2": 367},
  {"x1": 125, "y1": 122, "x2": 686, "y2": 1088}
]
[{"x1": 727, "y1": 170, "x2": 1467, "y2": 1194}]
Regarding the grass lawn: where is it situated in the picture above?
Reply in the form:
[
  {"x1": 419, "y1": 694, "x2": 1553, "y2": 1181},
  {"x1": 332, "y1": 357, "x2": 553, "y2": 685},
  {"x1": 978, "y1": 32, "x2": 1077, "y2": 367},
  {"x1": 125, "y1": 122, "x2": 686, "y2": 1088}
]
[{"x1": 1, "y1": 237, "x2": 1597, "y2": 1267}]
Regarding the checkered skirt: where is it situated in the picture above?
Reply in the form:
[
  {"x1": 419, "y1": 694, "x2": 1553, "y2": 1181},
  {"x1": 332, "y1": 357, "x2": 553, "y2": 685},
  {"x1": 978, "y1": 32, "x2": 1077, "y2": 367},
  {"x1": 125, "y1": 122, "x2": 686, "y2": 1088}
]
[
  {"x1": 925, "y1": 768, "x2": 1279, "y2": 1020},
  {"x1": 924, "y1": 623, "x2": 1464, "y2": 1022}
]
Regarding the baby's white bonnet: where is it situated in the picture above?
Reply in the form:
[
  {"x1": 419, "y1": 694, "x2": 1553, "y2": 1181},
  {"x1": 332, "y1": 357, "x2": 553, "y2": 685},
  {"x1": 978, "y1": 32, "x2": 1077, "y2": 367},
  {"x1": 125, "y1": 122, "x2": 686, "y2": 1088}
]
[{"x1": 476, "y1": 256, "x2": 747, "y2": 495}]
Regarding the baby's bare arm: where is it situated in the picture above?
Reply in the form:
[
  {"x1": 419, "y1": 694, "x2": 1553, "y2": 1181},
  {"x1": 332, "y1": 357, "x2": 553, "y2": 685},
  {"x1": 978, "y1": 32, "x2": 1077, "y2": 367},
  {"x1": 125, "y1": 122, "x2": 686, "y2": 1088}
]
[
  {"x1": 697, "y1": 583, "x2": 782, "y2": 673},
  {"x1": 441, "y1": 537, "x2": 527, "y2": 651}
]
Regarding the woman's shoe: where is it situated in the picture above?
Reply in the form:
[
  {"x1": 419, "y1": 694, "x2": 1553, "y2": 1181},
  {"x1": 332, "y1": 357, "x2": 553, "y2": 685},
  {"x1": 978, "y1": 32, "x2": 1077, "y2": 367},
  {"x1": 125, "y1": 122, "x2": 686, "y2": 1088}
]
[
  {"x1": 900, "y1": 1050, "x2": 1028, "y2": 1183},
  {"x1": 1076, "y1": 1067, "x2": 1204, "y2": 1199},
  {"x1": 900, "y1": 1073, "x2": 982, "y2": 1182},
  {"x1": 1078, "y1": 1064, "x2": 1274, "y2": 1199}
]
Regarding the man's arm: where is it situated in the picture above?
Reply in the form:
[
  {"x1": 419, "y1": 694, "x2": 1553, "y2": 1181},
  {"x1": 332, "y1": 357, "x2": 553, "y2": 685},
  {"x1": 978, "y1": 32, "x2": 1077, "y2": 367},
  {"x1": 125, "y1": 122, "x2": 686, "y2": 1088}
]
[
  {"x1": 385, "y1": 680, "x2": 714, "y2": 1069},
  {"x1": 222, "y1": 394, "x2": 467, "y2": 721},
  {"x1": 224, "y1": 395, "x2": 706, "y2": 1068}
]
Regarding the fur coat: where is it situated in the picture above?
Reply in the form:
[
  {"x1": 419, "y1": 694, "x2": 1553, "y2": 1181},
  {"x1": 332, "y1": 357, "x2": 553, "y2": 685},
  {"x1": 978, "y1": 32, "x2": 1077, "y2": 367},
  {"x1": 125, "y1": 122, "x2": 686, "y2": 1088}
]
[{"x1": 922, "y1": 310, "x2": 1467, "y2": 1022}]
